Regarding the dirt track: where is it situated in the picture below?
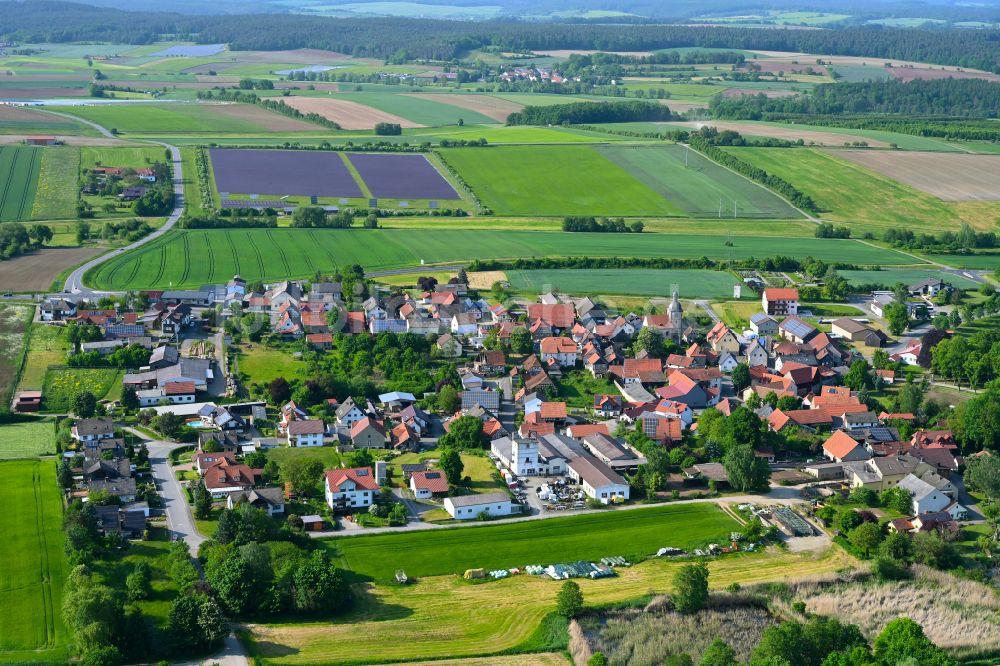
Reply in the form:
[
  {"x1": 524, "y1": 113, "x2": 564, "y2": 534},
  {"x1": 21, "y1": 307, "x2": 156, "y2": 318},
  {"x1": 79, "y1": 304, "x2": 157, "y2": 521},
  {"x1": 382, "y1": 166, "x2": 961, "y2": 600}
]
[
  {"x1": 832, "y1": 150, "x2": 1000, "y2": 201},
  {"x1": 280, "y1": 96, "x2": 422, "y2": 130}
]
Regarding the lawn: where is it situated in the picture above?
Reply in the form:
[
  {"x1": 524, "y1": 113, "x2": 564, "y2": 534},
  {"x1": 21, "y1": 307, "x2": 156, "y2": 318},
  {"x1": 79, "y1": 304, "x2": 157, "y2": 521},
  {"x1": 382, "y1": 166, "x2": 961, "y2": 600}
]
[
  {"x1": 506, "y1": 268, "x2": 744, "y2": 299},
  {"x1": 726, "y1": 147, "x2": 986, "y2": 235},
  {"x1": 235, "y1": 345, "x2": 308, "y2": 387},
  {"x1": 438, "y1": 145, "x2": 682, "y2": 217},
  {"x1": 85, "y1": 228, "x2": 918, "y2": 291},
  {"x1": 0, "y1": 459, "x2": 68, "y2": 661},
  {"x1": 713, "y1": 300, "x2": 761, "y2": 329},
  {"x1": 90, "y1": 529, "x2": 179, "y2": 629},
  {"x1": 0, "y1": 146, "x2": 41, "y2": 222},
  {"x1": 30, "y1": 146, "x2": 80, "y2": 220},
  {"x1": 329, "y1": 503, "x2": 740, "y2": 581},
  {"x1": 247, "y1": 546, "x2": 852, "y2": 665},
  {"x1": 838, "y1": 269, "x2": 982, "y2": 290},
  {"x1": 59, "y1": 103, "x2": 281, "y2": 134},
  {"x1": 16, "y1": 323, "x2": 72, "y2": 393},
  {"x1": 265, "y1": 446, "x2": 343, "y2": 470},
  {"x1": 557, "y1": 370, "x2": 617, "y2": 410},
  {"x1": 956, "y1": 314, "x2": 1000, "y2": 337},
  {"x1": 595, "y1": 144, "x2": 802, "y2": 219},
  {"x1": 80, "y1": 146, "x2": 169, "y2": 170},
  {"x1": 0, "y1": 420, "x2": 56, "y2": 459},
  {"x1": 40, "y1": 366, "x2": 123, "y2": 412},
  {"x1": 336, "y1": 92, "x2": 497, "y2": 127}
]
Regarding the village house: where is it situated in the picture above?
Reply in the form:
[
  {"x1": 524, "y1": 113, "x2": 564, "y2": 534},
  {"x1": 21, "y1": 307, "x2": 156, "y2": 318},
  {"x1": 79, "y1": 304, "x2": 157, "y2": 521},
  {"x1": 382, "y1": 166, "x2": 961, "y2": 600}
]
[
  {"x1": 830, "y1": 318, "x2": 888, "y2": 348},
  {"x1": 410, "y1": 470, "x2": 449, "y2": 499},
  {"x1": 335, "y1": 397, "x2": 367, "y2": 428},
  {"x1": 202, "y1": 458, "x2": 261, "y2": 497},
  {"x1": 72, "y1": 418, "x2": 116, "y2": 445},
  {"x1": 444, "y1": 492, "x2": 514, "y2": 520},
  {"x1": 436, "y1": 333, "x2": 463, "y2": 358},
  {"x1": 749, "y1": 312, "x2": 779, "y2": 336},
  {"x1": 706, "y1": 321, "x2": 741, "y2": 354},
  {"x1": 762, "y1": 288, "x2": 799, "y2": 316},
  {"x1": 227, "y1": 487, "x2": 285, "y2": 516},
  {"x1": 287, "y1": 419, "x2": 326, "y2": 447},
  {"x1": 822, "y1": 430, "x2": 872, "y2": 463},
  {"x1": 350, "y1": 417, "x2": 387, "y2": 449},
  {"x1": 567, "y1": 455, "x2": 629, "y2": 504},
  {"x1": 539, "y1": 336, "x2": 578, "y2": 367},
  {"x1": 325, "y1": 467, "x2": 379, "y2": 510}
]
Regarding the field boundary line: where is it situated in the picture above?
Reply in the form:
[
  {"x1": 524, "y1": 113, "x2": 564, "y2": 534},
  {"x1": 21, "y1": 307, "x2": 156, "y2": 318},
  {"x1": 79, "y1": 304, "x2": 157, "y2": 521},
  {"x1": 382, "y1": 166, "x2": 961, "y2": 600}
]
[
  {"x1": 204, "y1": 231, "x2": 215, "y2": 282},
  {"x1": 308, "y1": 229, "x2": 339, "y2": 272},
  {"x1": 339, "y1": 152, "x2": 373, "y2": 200},
  {"x1": 224, "y1": 231, "x2": 241, "y2": 278}
]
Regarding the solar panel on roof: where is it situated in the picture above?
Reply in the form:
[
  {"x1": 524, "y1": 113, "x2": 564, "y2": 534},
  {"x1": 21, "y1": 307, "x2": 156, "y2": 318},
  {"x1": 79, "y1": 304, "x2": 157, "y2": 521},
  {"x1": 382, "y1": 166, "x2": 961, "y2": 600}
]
[
  {"x1": 868, "y1": 427, "x2": 894, "y2": 442},
  {"x1": 425, "y1": 472, "x2": 441, "y2": 479},
  {"x1": 355, "y1": 469, "x2": 369, "y2": 476},
  {"x1": 782, "y1": 318, "x2": 814, "y2": 338}
]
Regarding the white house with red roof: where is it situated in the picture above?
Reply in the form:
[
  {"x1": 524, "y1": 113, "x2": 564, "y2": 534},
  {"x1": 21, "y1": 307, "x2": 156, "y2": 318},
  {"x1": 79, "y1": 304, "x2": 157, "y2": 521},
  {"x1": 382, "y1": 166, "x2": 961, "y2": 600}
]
[
  {"x1": 325, "y1": 467, "x2": 379, "y2": 509},
  {"x1": 762, "y1": 288, "x2": 799, "y2": 316},
  {"x1": 409, "y1": 470, "x2": 449, "y2": 499},
  {"x1": 539, "y1": 336, "x2": 578, "y2": 367},
  {"x1": 286, "y1": 419, "x2": 325, "y2": 447}
]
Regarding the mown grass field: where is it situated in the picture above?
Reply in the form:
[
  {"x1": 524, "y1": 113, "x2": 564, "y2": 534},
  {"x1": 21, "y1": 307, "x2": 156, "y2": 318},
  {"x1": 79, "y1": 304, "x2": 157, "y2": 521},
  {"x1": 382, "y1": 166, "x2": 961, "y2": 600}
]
[
  {"x1": 727, "y1": 147, "x2": 1000, "y2": 234},
  {"x1": 0, "y1": 459, "x2": 67, "y2": 661},
  {"x1": 329, "y1": 503, "x2": 739, "y2": 581},
  {"x1": 248, "y1": 546, "x2": 853, "y2": 665},
  {"x1": 30, "y1": 146, "x2": 80, "y2": 220},
  {"x1": 16, "y1": 324, "x2": 72, "y2": 393},
  {"x1": 439, "y1": 145, "x2": 681, "y2": 216},
  {"x1": 59, "y1": 103, "x2": 279, "y2": 134},
  {"x1": 81, "y1": 146, "x2": 169, "y2": 170},
  {"x1": 40, "y1": 366, "x2": 122, "y2": 412},
  {"x1": 0, "y1": 146, "x2": 41, "y2": 222},
  {"x1": 838, "y1": 268, "x2": 982, "y2": 289},
  {"x1": 85, "y1": 228, "x2": 917, "y2": 290},
  {"x1": 0, "y1": 420, "x2": 56, "y2": 459},
  {"x1": 506, "y1": 268, "x2": 744, "y2": 299},
  {"x1": 235, "y1": 345, "x2": 308, "y2": 386},
  {"x1": 596, "y1": 144, "x2": 801, "y2": 218}
]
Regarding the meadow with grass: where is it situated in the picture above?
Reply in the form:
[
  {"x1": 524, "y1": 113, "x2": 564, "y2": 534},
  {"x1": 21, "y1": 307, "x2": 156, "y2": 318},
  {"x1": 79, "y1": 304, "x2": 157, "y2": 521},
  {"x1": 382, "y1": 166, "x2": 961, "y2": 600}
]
[
  {"x1": 506, "y1": 268, "x2": 744, "y2": 299},
  {"x1": 0, "y1": 460, "x2": 67, "y2": 662},
  {"x1": 0, "y1": 420, "x2": 57, "y2": 459},
  {"x1": 41, "y1": 367, "x2": 122, "y2": 412},
  {"x1": 59, "y1": 103, "x2": 292, "y2": 135},
  {"x1": 0, "y1": 146, "x2": 41, "y2": 222},
  {"x1": 31, "y1": 146, "x2": 80, "y2": 220},
  {"x1": 329, "y1": 503, "x2": 740, "y2": 581},
  {"x1": 86, "y1": 228, "x2": 917, "y2": 291}
]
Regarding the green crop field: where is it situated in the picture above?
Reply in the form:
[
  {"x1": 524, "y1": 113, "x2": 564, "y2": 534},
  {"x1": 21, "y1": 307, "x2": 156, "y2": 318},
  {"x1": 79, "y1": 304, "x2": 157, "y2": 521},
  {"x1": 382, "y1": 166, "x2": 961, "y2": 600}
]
[
  {"x1": 0, "y1": 421, "x2": 57, "y2": 460},
  {"x1": 918, "y1": 253, "x2": 1000, "y2": 269},
  {"x1": 0, "y1": 146, "x2": 41, "y2": 222},
  {"x1": 31, "y1": 146, "x2": 80, "y2": 220},
  {"x1": 81, "y1": 146, "x2": 168, "y2": 170},
  {"x1": 596, "y1": 144, "x2": 802, "y2": 218},
  {"x1": 838, "y1": 269, "x2": 982, "y2": 289},
  {"x1": 329, "y1": 503, "x2": 740, "y2": 581},
  {"x1": 337, "y1": 92, "x2": 497, "y2": 126},
  {"x1": 726, "y1": 147, "x2": 987, "y2": 234},
  {"x1": 506, "y1": 268, "x2": 744, "y2": 299},
  {"x1": 59, "y1": 103, "x2": 278, "y2": 134},
  {"x1": 439, "y1": 145, "x2": 683, "y2": 216},
  {"x1": 86, "y1": 228, "x2": 916, "y2": 290},
  {"x1": 0, "y1": 460, "x2": 67, "y2": 661},
  {"x1": 40, "y1": 367, "x2": 123, "y2": 412},
  {"x1": 957, "y1": 314, "x2": 1000, "y2": 337}
]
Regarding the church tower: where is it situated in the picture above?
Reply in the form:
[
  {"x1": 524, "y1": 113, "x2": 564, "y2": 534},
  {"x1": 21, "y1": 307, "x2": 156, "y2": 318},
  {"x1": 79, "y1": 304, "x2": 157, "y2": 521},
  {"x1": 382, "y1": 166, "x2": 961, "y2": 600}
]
[{"x1": 668, "y1": 289, "x2": 683, "y2": 343}]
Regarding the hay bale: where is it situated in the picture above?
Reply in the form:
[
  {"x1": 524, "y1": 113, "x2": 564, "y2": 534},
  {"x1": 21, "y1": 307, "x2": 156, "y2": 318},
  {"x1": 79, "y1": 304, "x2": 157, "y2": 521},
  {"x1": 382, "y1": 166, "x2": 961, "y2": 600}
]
[{"x1": 464, "y1": 568, "x2": 486, "y2": 580}]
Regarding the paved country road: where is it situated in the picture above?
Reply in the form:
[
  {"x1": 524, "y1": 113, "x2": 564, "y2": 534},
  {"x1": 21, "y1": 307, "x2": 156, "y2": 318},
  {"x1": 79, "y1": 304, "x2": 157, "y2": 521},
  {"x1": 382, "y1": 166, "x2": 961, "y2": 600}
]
[{"x1": 63, "y1": 141, "x2": 185, "y2": 297}]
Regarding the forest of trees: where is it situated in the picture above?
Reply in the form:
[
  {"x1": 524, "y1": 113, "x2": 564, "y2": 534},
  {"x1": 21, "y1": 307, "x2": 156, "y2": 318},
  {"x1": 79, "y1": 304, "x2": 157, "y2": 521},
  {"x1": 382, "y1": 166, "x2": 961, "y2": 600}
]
[
  {"x1": 506, "y1": 100, "x2": 672, "y2": 125},
  {"x1": 711, "y1": 78, "x2": 1000, "y2": 119},
  {"x1": 6, "y1": 2, "x2": 1000, "y2": 71}
]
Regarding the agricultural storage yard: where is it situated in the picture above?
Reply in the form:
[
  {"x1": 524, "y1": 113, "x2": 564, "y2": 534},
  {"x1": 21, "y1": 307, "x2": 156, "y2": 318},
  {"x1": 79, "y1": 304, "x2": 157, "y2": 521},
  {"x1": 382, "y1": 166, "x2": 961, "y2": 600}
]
[
  {"x1": 0, "y1": 460, "x2": 66, "y2": 661},
  {"x1": 0, "y1": 145, "x2": 41, "y2": 221},
  {"x1": 506, "y1": 268, "x2": 744, "y2": 299},
  {"x1": 831, "y1": 150, "x2": 1000, "y2": 201},
  {"x1": 86, "y1": 228, "x2": 917, "y2": 291}
]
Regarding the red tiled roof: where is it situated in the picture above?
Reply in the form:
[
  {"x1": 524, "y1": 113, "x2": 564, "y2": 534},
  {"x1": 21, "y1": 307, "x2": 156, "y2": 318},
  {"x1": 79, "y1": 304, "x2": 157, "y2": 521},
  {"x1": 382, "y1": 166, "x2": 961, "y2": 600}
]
[
  {"x1": 763, "y1": 288, "x2": 799, "y2": 301},
  {"x1": 350, "y1": 417, "x2": 384, "y2": 439},
  {"x1": 326, "y1": 466, "x2": 379, "y2": 492},
  {"x1": 566, "y1": 423, "x2": 610, "y2": 438},
  {"x1": 307, "y1": 333, "x2": 334, "y2": 344},
  {"x1": 410, "y1": 470, "x2": 449, "y2": 493},
  {"x1": 539, "y1": 402, "x2": 567, "y2": 420},
  {"x1": 288, "y1": 420, "x2": 325, "y2": 435},
  {"x1": 527, "y1": 303, "x2": 575, "y2": 328},
  {"x1": 539, "y1": 336, "x2": 576, "y2": 354},
  {"x1": 165, "y1": 381, "x2": 195, "y2": 395},
  {"x1": 823, "y1": 431, "x2": 861, "y2": 459}
]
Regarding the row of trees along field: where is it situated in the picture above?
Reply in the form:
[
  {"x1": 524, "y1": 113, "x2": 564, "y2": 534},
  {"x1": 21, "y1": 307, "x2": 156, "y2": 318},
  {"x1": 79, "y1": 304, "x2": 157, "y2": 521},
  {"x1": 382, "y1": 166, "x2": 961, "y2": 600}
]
[
  {"x1": 711, "y1": 79, "x2": 1000, "y2": 120},
  {"x1": 6, "y1": 3, "x2": 1000, "y2": 71},
  {"x1": 506, "y1": 100, "x2": 673, "y2": 125}
]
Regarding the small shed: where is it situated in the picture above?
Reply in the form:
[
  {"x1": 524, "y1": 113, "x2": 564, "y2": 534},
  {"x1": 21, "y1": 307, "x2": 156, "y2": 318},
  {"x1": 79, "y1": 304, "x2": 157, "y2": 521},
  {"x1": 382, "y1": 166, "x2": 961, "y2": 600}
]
[{"x1": 301, "y1": 514, "x2": 324, "y2": 531}]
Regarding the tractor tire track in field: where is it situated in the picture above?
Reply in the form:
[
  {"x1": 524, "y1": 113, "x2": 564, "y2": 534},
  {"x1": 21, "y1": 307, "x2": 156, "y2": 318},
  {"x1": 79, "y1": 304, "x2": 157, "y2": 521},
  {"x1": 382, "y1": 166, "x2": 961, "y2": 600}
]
[
  {"x1": 31, "y1": 463, "x2": 55, "y2": 648},
  {"x1": 309, "y1": 230, "x2": 339, "y2": 273},
  {"x1": 204, "y1": 232, "x2": 215, "y2": 282},
  {"x1": 0, "y1": 148, "x2": 18, "y2": 220},
  {"x1": 16, "y1": 148, "x2": 38, "y2": 221},
  {"x1": 224, "y1": 231, "x2": 241, "y2": 278},
  {"x1": 152, "y1": 243, "x2": 167, "y2": 286},
  {"x1": 245, "y1": 232, "x2": 266, "y2": 280},
  {"x1": 122, "y1": 253, "x2": 142, "y2": 288},
  {"x1": 179, "y1": 233, "x2": 191, "y2": 286},
  {"x1": 266, "y1": 229, "x2": 291, "y2": 277}
]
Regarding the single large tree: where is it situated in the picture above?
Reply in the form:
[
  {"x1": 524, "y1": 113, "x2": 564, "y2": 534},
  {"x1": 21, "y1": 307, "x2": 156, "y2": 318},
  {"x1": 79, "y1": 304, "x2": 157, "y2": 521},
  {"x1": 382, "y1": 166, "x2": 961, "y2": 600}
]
[
  {"x1": 556, "y1": 580, "x2": 584, "y2": 618},
  {"x1": 438, "y1": 447, "x2": 464, "y2": 485},
  {"x1": 438, "y1": 415, "x2": 487, "y2": 449},
  {"x1": 282, "y1": 457, "x2": 325, "y2": 497},
  {"x1": 672, "y1": 562, "x2": 709, "y2": 614},
  {"x1": 722, "y1": 444, "x2": 771, "y2": 492}
]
